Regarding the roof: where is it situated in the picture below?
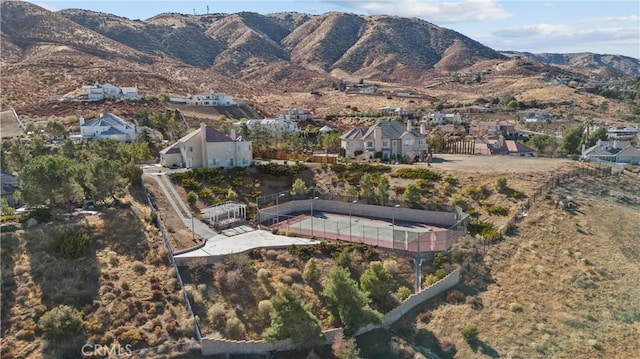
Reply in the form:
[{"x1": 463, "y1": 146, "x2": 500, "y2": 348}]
[
  {"x1": 319, "y1": 125, "x2": 333, "y2": 132},
  {"x1": 340, "y1": 127, "x2": 368, "y2": 140},
  {"x1": 362, "y1": 121, "x2": 425, "y2": 140},
  {"x1": 583, "y1": 141, "x2": 631, "y2": 156},
  {"x1": 613, "y1": 145, "x2": 640, "y2": 158},
  {"x1": 101, "y1": 127, "x2": 125, "y2": 135},
  {"x1": 362, "y1": 121, "x2": 405, "y2": 140},
  {"x1": 204, "y1": 126, "x2": 233, "y2": 142},
  {"x1": 1, "y1": 171, "x2": 18, "y2": 196},
  {"x1": 82, "y1": 113, "x2": 133, "y2": 129},
  {"x1": 159, "y1": 145, "x2": 181, "y2": 155},
  {"x1": 505, "y1": 140, "x2": 537, "y2": 153}
]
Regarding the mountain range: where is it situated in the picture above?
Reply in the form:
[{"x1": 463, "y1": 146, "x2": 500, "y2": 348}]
[{"x1": 0, "y1": 0, "x2": 638, "y2": 110}]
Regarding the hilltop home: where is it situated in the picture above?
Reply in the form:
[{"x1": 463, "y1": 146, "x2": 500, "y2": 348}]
[
  {"x1": 277, "y1": 108, "x2": 314, "y2": 121},
  {"x1": 518, "y1": 109, "x2": 552, "y2": 123},
  {"x1": 242, "y1": 118, "x2": 299, "y2": 133},
  {"x1": 422, "y1": 112, "x2": 462, "y2": 125},
  {"x1": 160, "y1": 123, "x2": 253, "y2": 169},
  {"x1": 341, "y1": 120, "x2": 428, "y2": 162},
  {"x1": 581, "y1": 140, "x2": 640, "y2": 164},
  {"x1": 81, "y1": 82, "x2": 139, "y2": 101},
  {"x1": 80, "y1": 113, "x2": 137, "y2": 142},
  {"x1": 186, "y1": 90, "x2": 235, "y2": 106}
]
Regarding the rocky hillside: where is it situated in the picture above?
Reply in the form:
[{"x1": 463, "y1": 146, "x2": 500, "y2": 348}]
[{"x1": 502, "y1": 51, "x2": 640, "y2": 76}]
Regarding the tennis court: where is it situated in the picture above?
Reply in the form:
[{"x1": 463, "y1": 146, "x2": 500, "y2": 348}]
[{"x1": 266, "y1": 211, "x2": 460, "y2": 253}]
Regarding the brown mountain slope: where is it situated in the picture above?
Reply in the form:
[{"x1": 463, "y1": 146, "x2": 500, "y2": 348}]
[
  {"x1": 0, "y1": 1, "x2": 152, "y2": 64},
  {"x1": 502, "y1": 51, "x2": 640, "y2": 77}
]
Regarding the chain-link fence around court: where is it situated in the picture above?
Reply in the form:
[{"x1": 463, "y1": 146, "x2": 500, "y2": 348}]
[{"x1": 258, "y1": 201, "x2": 469, "y2": 256}]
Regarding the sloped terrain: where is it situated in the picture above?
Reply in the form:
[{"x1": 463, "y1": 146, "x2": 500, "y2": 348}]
[{"x1": 406, "y1": 172, "x2": 640, "y2": 358}]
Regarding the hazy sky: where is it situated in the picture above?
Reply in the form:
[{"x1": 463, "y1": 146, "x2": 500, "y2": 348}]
[{"x1": 31, "y1": 0, "x2": 640, "y2": 58}]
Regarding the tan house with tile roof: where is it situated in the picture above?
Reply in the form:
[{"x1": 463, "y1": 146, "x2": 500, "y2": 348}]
[{"x1": 160, "y1": 123, "x2": 253, "y2": 169}]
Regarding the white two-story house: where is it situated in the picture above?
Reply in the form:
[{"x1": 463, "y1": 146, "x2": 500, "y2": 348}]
[
  {"x1": 186, "y1": 90, "x2": 235, "y2": 106},
  {"x1": 341, "y1": 120, "x2": 428, "y2": 162},
  {"x1": 242, "y1": 118, "x2": 299, "y2": 133},
  {"x1": 81, "y1": 82, "x2": 139, "y2": 101},
  {"x1": 160, "y1": 123, "x2": 253, "y2": 169},
  {"x1": 80, "y1": 113, "x2": 137, "y2": 142}
]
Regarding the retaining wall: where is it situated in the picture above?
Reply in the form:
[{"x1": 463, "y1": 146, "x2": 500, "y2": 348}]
[{"x1": 201, "y1": 328, "x2": 344, "y2": 356}]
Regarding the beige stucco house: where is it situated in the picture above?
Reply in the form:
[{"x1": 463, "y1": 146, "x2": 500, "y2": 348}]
[
  {"x1": 341, "y1": 120, "x2": 428, "y2": 162},
  {"x1": 160, "y1": 123, "x2": 253, "y2": 169}
]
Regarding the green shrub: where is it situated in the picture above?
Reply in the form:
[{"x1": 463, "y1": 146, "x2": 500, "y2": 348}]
[
  {"x1": 450, "y1": 193, "x2": 465, "y2": 205},
  {"x1": 463, "y1": 185, "x2": 482, "y2": 198},
  {"x1": 181, "y1": 177, "x2": 201, "y2": 190},
  {"x1": 38, "y1": 305, "x2": 84, "y2": 339},
  {"x1": 51, "y1": 229, "x2": 91, "y2": 259},
  {"x1": 187, "y1": 191, "x2": 198, "y2": 206},
  {"x1": 495, "y1": 177, "x2": 508, "y2": 193},
  {"x1": 461, "y1": 324, "x2": 478, "y2": 343},
  {"x1": 336, "y1": 249, "x2": 352, "y2": 268},
  {"x1": 29, "y1": 208, "x2": 52, "y2": 223},
  {"x1": 468, "y1": 219, "x2": 500, "y2": 242},
  {"x1": 487, "y1": 205, "x2": 509, "y2": 216},
  {"x1": 391, "y1": 168, "x2": 441, "y2": 180},
  {"x1": 396, "y1": 286, "x2": 412, "y2": 301},
  {"x1": 443, "y1": 176, "x2": 458, "y2": 185},
  {"x1": 303, "y1": 258, "x2": 320, "y2": 283}
]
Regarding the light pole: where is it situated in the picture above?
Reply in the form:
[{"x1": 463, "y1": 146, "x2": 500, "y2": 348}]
[
  {"x1": 311, "y1": 196, "x2": 319, "y2": 238},
  {"x1": 392, "y1": 204, "x2": 400, "y2": 247},
  {"x1": 275, "y1": 193, "x2": 285, "y2": 225},
  {"x1": 349, "y1": 200, "x2": 357, "y2": 241}
]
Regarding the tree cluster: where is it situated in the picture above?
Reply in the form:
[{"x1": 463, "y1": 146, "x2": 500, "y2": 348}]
[{"x1": 17, "y1": 139, "x2": 151, "y2": 208}]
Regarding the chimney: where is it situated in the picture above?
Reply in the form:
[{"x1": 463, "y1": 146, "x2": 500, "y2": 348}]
[
  {"x1": 98, "y1": 113, "x2": 103, "y2": 118},
  {"x1": 407, "y1": 119, "x2": 412, "y2": 132},
  {"x1": 374, "y1": 126, "x2": 382, "y2": 147},
  {"x1": 420, "y1": 123, "x2": 427, "y2": 135},
  {"x1": 230, "y1": 128, "x2": 236, "y2": 140},
  {"x1": 79, "y1": 116, "x2": 85, "y2": 126},
  {"x1": 200, "y1": 122, "x2": 207, "y2": 167},
  {"x1": 597, "y1": 139, "x2": 602, "y2": 147},
  {"x1": 581, "y1": 144, "x2": 586, "y2": 155},
  {"x1": 613, "y1": 140, "x2": 619, "y2": 149}
]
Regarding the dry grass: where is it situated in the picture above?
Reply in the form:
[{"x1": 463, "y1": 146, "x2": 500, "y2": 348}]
[
  {"x1": 0, "y1": 192, "x2": 193, "y2": 358},
  {"x1": 404, "y1": 172, "x2": 640, "y2": 358}
]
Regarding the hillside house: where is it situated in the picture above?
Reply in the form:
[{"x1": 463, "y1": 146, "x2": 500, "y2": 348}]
[
  {"x1": 606, "y1": 125, "x2": 640, "y2": 140},
  {"x1": 80, "y1": 82, "x2": 139, "y2": 101},
  {"x1": 518, "y1": 109, "x2": 552, "y2": 123},
  {"x1": 186, "y1": 90, "x2": 235, "y2": 106},
  {"x1": 341, "y1": 120, "x2": 428, "y2": 162},
  {"x1": 277, "y1": 108, "x2": 314, "y2": 121},
  {"x1": 379, "y1": 106, "x2": 412, "y2": 119},
  {"x1": 80, "y1": 113, "x2": 137, "y2": 142},
  {"x1": 581, "y1": 140, "x2": 640, "y2": 164},
  {"x1": 160, "y1": 123, "x2": 253, "y2": 169},
  {"x1": 422, "y1": 112, "x2": 462, "y2": 125},
  {"x1": 242, "y1": 118, "x2": 299, "y2": 133}
]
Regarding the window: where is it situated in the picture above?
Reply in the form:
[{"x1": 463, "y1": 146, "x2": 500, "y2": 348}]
[
  {"x1": 404, "y1": 138, "x2": 414, "y2": 146},
  {"x1": 189, "y1": 146, "x2": 193, "y2": 152},
  {"x1": 366, "y1": 141, "x2": 374, "y2": 148},
  {"x1": 382, "y1": 140, "x2": 389, "y2": 148}
]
